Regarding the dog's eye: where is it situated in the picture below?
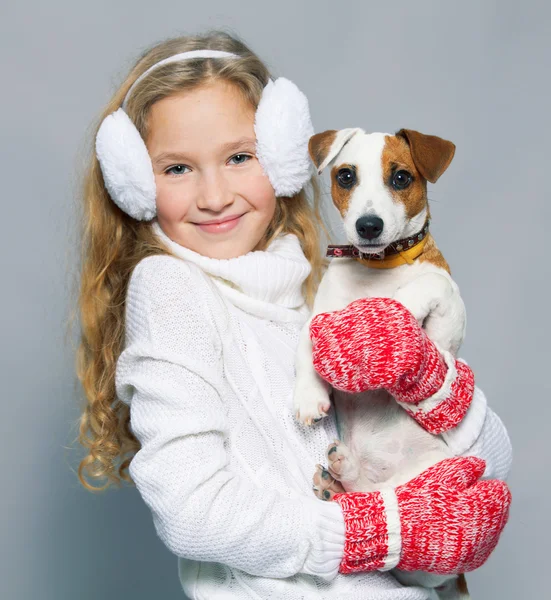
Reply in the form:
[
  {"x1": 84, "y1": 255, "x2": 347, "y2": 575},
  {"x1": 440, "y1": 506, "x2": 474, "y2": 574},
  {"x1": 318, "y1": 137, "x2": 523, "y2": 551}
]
[
  {"x1": 336, "y1": 168, "x2": 356, "y2": 188},
  {"x1": 392, "y1": 170, "x2": 412, "y2": 190}
]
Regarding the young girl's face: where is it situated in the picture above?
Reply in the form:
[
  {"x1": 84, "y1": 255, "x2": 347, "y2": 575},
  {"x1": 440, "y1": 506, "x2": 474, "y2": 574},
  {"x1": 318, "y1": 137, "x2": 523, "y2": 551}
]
[{"x1": 145, "y1": 80, "x2": 277, "y2": 259}]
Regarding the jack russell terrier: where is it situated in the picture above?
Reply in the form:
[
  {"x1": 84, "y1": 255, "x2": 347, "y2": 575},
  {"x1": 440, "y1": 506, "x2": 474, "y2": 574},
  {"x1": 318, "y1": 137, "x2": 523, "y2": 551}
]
[{"x1": 293, "y1": 128, "x2": 470, "y2": 599}]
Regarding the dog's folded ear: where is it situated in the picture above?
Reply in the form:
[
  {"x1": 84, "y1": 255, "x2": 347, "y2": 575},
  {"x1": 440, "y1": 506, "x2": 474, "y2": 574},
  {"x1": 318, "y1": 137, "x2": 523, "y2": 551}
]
[
  {"x1": 396, "y1": 129, "x2": 456, "y2": 183},
  {"x1": 308, "y1": 128, "x2": 364, "y2": 174}
]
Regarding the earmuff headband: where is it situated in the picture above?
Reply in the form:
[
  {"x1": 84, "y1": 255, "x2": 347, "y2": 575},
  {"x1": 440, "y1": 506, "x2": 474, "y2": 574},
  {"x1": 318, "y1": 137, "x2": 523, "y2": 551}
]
[
  {"x1": 96, "y1": 49, "x2": 314, "y2": 220},
  {"x1": 122, "y1": 50, "x2": 240, "y2": 111}
]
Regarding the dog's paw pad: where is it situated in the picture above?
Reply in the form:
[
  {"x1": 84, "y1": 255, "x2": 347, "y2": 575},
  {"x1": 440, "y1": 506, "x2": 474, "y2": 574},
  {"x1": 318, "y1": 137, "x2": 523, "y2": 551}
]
[
  {"x1": 326, "y1": 440, "x2": 361, "y2": 483},
  {"x1": 312, "y1": 463, "x2": 345, "y2": 501}
]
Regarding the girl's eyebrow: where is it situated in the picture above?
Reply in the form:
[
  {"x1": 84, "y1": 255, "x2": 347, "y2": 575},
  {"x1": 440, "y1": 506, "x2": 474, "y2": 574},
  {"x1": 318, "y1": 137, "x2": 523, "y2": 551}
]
[
  {"x1": 220, "y1": 136, "x2": 257, "y2": 152},
  {"x1": 153, "y1": 137, "x2": 256, "y2": 166}
]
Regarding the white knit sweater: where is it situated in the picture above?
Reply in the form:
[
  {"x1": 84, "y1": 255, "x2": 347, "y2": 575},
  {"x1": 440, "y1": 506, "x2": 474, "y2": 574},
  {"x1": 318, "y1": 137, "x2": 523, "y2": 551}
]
[{"x1": 115, "y1": 220, "x2": 512, "y2": 600}]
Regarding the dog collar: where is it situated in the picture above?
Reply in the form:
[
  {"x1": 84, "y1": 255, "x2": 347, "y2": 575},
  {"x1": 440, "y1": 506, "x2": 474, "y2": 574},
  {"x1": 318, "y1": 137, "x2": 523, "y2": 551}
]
[{"x1": 326, "y1": 218, "x2": 430, "y2": 269}]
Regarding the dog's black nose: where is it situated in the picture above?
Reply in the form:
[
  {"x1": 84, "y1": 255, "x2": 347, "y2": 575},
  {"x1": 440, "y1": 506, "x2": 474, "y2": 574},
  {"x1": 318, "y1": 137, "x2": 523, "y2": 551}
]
[{"x1": 356, "y1": 215, "x2": 384, "y2": 240}]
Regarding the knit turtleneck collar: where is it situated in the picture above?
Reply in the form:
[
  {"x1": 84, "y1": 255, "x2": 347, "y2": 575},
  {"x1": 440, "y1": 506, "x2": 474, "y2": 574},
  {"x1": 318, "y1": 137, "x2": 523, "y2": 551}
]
[{"x1": 151, "y1": 221, "x2": 312, "y2": 320}]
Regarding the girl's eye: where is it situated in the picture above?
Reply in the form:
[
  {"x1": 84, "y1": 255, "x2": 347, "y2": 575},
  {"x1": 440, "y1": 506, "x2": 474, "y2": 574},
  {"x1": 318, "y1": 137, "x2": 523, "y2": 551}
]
[
  {"x1": 165, "y1": 165, "x2": 190, "y2": 176},
  {"x1": 164, "y1": 155, "x2": 252, "y2": 175},
  {"x1": 229, "y1": 153, "x2": 252, "y2": 165}
]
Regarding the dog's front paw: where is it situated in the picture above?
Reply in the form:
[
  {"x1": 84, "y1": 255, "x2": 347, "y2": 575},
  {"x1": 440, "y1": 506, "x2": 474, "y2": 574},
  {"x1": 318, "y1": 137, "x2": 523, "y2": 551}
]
[
  {"x1": 293, "y1": 380, "x2": 332, "y2": 426},
  {"x1": 312, "y1": 464, "x2": 345, "y2": 501},
  {"x1": 326, "y1": 440, "x2": 361, "y2": 488}
]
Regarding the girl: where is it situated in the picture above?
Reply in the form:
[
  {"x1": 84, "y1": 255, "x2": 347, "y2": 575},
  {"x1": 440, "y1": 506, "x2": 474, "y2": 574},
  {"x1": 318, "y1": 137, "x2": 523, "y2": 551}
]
[{"x1": 75, "y1": 31, "x2": 512, "y2": 599}]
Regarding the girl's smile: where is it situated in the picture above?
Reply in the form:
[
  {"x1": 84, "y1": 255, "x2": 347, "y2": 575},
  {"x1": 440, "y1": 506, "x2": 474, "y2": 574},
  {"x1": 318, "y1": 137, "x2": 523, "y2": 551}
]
[
  {"x1": 145, "y1": 79, "x2": 277, "y2": 259},
  {"x1": 194, "y1": 211, "x2": 246, "y2": 233}
]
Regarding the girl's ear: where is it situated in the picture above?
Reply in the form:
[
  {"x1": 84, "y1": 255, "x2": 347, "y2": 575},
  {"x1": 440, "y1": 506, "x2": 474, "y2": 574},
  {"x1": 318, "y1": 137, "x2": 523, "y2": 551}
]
[
  {"x1": 395, "y1": 129, "x2": 456, "y2": 183},
  {"x1": 309, "y1": 128, "x2": 364, "y2": 174}
]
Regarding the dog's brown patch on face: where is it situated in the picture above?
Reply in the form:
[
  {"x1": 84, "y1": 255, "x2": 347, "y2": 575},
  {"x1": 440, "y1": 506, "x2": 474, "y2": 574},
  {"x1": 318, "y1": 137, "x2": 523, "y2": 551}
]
[
  {"x1": 308, "y1": 130, "x2": 338, "y2": 170},
  {"x1": 382, "y1": 135, "x2": 428, "y2": 220},
  {"x1": 417, "y1": 233, "x2": 451, "y2": 274},
  {"x1": 330, "y1": 164, "x2": 357, "y2": 216}
]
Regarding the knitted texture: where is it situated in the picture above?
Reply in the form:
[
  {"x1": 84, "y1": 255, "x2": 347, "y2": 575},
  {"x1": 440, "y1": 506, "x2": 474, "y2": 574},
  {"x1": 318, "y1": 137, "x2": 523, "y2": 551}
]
[
  {"x1": 398, "y1": 359, "x2": 476, "y2": 434},
  {"x1": 309, "y1": 296, "x2": 474, "y2": 433},
  {"x1": 332, "y1": 491, "x2": 389, "y2": 573},
  {"x1": 333, "y1": 457, "x2": 511, "y2": 576},
  {"x1": 395, "y1": 457, "x2": 511, "y2": 573},
  {"x1": 115, "y1": 230, "x2": 512, "y2": 599}
]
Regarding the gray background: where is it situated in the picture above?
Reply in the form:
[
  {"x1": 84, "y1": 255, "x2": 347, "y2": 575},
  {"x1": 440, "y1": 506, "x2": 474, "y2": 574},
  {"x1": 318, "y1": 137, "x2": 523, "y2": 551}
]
[{"x1": 1, "y1": 0, "x2": 548, "y2": 598}]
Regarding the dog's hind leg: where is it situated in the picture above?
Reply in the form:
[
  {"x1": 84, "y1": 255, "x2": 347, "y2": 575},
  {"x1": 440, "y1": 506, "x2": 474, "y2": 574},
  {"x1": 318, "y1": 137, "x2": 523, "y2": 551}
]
[{"x1": 325, "y1": 439, "x2": 364, "y2": 491}]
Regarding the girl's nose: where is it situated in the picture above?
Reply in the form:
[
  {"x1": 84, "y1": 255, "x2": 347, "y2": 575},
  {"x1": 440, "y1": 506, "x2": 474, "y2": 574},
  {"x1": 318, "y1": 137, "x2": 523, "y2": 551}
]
[{"x1": 196, "y1": 170, "x2": 234, "y2": 212}]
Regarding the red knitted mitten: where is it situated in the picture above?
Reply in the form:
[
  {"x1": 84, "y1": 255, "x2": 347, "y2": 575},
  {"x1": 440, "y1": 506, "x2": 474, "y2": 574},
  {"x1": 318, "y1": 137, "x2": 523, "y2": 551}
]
[
  {"x1": 333, "y1": 457, "x2": 511, "y2": 574},
  {"x1": 309, "y1": 296, "x2": 475, "y2": 434}
]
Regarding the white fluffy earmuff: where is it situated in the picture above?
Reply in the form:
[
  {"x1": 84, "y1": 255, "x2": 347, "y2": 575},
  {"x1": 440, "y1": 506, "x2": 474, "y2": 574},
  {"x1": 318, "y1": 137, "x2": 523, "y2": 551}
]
[{"x1": 95, "y1": 50, "x2": 315, "y2": 221}]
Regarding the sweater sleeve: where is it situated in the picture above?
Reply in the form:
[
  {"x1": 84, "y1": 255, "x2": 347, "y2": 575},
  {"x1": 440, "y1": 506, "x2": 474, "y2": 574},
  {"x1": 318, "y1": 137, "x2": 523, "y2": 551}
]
[
  {"x1": 115, "y1": 256, "x2": 345, "y2": 581},
  {"x1": 439, "y1": 369, "x2": 513, "y2": 481}
]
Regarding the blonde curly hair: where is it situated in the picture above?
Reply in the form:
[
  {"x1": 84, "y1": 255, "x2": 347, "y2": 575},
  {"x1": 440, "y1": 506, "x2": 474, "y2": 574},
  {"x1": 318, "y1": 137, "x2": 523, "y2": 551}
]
[{"x1": 71, "y1": 30, "x2": 331, "y2": 492}]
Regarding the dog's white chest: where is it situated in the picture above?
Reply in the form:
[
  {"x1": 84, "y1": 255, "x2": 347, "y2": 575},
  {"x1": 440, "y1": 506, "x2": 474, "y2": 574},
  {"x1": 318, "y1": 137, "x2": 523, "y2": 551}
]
[{"x1": 314, "y1": 258, "x2": 430, "y2": 313}]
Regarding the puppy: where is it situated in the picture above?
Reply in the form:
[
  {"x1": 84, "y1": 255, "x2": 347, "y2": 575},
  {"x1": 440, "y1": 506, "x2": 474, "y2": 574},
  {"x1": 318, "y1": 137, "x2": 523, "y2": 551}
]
[{"x1": 293, "y1": 128, "x2": 470, "y2": 599}]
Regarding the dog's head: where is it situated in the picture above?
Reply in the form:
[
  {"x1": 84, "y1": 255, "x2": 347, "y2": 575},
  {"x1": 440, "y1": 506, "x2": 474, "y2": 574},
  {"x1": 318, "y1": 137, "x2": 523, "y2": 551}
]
[{"x1": 309, "y1": 128, "x2": 455, "y2": 253}]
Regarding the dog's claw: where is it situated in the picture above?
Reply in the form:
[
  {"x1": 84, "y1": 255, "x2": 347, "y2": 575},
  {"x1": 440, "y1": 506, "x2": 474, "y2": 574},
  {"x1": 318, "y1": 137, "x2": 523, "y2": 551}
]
[
  {"x1": 296, "y1": 409, "x2": 328, "y2": 427},
  {"x1": 294, "y1": 401, "x2": 331, "y2": 427}
]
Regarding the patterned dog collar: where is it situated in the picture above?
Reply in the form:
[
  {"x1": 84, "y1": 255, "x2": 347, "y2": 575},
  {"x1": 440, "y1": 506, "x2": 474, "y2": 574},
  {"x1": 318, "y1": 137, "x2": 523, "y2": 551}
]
[{"x1": 326, "y1": 219, "x2": 430, "y2": 260}]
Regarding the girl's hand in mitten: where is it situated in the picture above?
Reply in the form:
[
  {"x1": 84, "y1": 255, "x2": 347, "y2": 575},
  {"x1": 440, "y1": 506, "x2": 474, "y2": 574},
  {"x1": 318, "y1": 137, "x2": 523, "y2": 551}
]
[
  {"x1": 332, "y1": 456, "x2": 511, "y2": 575},
  {"x1": 309, "y1": 297, "x2": 475, "y2": 434}
]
